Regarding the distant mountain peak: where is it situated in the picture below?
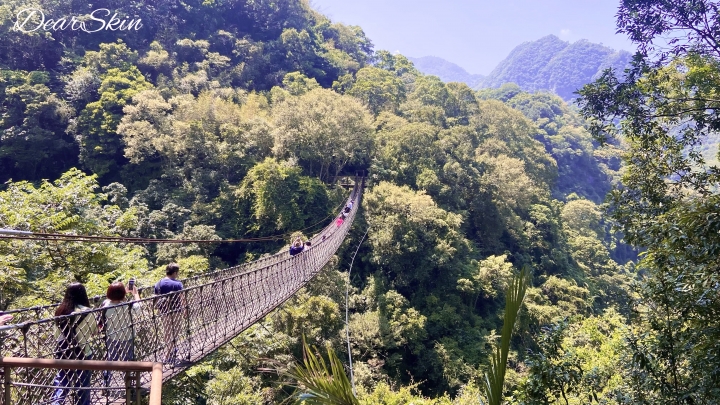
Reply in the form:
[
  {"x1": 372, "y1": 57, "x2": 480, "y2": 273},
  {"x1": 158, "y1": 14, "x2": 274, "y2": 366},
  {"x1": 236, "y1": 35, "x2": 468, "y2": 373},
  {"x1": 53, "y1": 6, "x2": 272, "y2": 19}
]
[
  {"x1": 482, "y1": 36, "x2": 632, "y2": 100},
  {"x1": 408, "y1": 36, "x2": 632, "y2": 101},
  {"x1": 407, "y1": 56, "x2": 484, "y2": 88}
]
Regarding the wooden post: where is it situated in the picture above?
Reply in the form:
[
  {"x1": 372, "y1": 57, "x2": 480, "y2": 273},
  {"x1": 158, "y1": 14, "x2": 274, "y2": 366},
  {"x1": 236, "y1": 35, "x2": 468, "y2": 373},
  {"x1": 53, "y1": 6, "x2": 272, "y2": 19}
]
[
  {"x1": 149, "y1": 363, "x2": 163, "y2": 405},
  {"x1": 134, "y1": 371, "x2": 141, "y2": 405},
  {"x1": 125, "y1": 371, "x2": 131, "y2": 405},
  {"x1": 3, "y1": 366, "x2": 11, "y2": 405}
]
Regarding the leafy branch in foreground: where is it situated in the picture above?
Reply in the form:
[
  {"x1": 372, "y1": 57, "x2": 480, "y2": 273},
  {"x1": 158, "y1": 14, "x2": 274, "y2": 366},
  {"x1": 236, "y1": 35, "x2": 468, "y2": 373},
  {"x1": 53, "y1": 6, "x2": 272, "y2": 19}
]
[
  {"x1": 281, "y1": 336, "x2": 359, "y2": 405},
  {"x1": 483, "y1": 265, "x2": 531, "y2": 405}
]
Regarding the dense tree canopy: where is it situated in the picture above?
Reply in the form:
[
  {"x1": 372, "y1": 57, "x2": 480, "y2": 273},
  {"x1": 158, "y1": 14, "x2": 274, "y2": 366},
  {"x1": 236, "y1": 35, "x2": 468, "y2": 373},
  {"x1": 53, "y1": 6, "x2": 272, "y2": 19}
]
[
  {"x1": 578, "y1": 1, "x2": 720, "y2": 403},
  {"x1": 0, "y1": 0, "x2": 653, "y2": 403}
]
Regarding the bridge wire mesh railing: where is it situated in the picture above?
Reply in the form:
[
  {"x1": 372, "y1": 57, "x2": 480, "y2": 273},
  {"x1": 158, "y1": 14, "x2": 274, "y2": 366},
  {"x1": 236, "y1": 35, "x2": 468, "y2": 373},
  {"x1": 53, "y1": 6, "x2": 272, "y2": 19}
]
[{"x1": 0, "y1": 181, "x2": 362, "y2": 404}]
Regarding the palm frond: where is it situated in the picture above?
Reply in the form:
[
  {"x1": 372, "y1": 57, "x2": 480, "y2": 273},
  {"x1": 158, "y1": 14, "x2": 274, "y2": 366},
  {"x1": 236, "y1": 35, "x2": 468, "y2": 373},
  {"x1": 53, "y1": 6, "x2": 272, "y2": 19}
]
[
  {"x1": 483, "y1": 265, "x2": 531, "y2": 405},
  {"x1": 282, "y1": 336, "x2": 360, "y2": 405}
]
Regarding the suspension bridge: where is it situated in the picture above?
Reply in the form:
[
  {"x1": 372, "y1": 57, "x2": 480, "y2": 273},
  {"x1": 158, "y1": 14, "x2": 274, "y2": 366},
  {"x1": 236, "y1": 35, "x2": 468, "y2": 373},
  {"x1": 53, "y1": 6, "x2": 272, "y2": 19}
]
[{"x1": 0, "y1": 179, "x2": 363, "y2": 404}]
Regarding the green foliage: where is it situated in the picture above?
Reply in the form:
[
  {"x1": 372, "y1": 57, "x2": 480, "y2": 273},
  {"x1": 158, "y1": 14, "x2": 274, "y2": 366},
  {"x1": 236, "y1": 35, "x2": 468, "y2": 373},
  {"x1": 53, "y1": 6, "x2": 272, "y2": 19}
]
[
  {"x1": 483, "y1": 266, "x2": 531, "y2": 405},
  {"x1": 120, "y1": 89, "x2": 274, "y2": 190},
  {"x1": 358, "y1": 381, "x2": 453, "y2": 404},
  {"x1": 364, "y1": 182, "x2": 468, "y2": 288},
  {"x1": 577, "y1": 3, "x2": 720, "y2": 402},
  {"x1": 346, "y1": 67, "x2": 405, "y2": 114},
  {"x1": 475, "y1": 100, "x2": 557, "y2": 191},
  {"x1": 0, "y1": 169, "x2": 148, "y2": 307},
  {"x1": 81, "y1": 41, "x2": 140, "y2": 73},
  {"x1": 457, "y1": 254, "x2": 513, "y2": 308},
  {"x1": 372, "y1": 120, "x2": 441, "y2": 191},
  {"x1": 0, "y1": 70, "x2": 75, "y2": 182},
  {"x1": 377, "y1": 290, "x2": 427, "y2": 350},
  {"x1": 515, "y1": 310, "x2": 626, "y2": 405},
  {"x1": 237, "y1": 158, "x2": 332, "y2": 232},
  {"x1": 274, "y1": 293, "x2": 343, "y2": 342},
  {"x1": 518, "y1": 322, "x2": 584, "y2": 405},
  {"x1": 0, "y1": 0, "x2": 376, "y2": 189},
  {"x1": 272, "y1": 88, "x2": 374, "y2": 182},
  {"x1": 282, "y1": 336, "x2": 360, "y2": 405},
  {"x1": 374, "y1": 51, "x2": 420, "y2": 77},
  {"x1": 73, "y1": 66, "x2": 152, "y2": 178},
  {"x1": 481, "y1": 35, "x2": 631, "y2": 101},
  {"x1": 206, "y1": 367, "x2": 265, "y2": 405},
  {"x1": 283, "y1": 71, "x2": 321, "y2": 95},
  {"x1": 0, "y1": 0, "x2": 643, "y2": 402},
  {"x1": 481, "y1": 90, "x2": 619, "y2": 202}
]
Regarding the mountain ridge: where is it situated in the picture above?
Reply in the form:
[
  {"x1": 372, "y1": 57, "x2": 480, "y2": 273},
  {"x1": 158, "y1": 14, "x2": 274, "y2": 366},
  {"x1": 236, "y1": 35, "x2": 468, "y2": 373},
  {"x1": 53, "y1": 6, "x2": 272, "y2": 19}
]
[
  {"x1": 411, "y1": 35, "x2": 632, "y2": 100},
  {"x1": 407, "y1": 56, "x2": 484, "y2": 88}
]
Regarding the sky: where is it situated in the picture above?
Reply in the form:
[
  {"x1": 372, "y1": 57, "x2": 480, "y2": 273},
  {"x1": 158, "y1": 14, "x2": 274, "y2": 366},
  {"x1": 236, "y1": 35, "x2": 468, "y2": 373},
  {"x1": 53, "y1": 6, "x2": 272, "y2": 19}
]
[{"x1": 309, "y1": 0, "x2": 636, "y2": 75}]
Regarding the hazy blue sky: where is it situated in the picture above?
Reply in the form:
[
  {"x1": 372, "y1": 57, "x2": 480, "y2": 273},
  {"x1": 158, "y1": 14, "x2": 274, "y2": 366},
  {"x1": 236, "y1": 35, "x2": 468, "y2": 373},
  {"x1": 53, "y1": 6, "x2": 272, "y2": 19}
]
[{"x1": 309, "y1": 0, "x2": 636, "y2": 75}]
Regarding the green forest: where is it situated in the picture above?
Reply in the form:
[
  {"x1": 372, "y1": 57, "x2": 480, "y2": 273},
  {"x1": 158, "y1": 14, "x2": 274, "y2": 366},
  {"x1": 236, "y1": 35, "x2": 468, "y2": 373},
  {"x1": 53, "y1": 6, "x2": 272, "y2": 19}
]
[
  {"x1": 480, "y1": 35, "x2": 631, "y2": 101},
  {"x1": 0, "y1": 0, "x2": 718, "y2": 404}
]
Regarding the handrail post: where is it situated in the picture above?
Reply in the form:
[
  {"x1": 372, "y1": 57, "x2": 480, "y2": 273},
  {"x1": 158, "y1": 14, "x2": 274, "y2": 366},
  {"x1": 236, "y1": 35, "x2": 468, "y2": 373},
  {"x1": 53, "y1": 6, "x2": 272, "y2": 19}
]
[
  {"x1": 125, "y1": 370, "x2": 131, "y2": 405},
  {"x1": 3, "y1": 366, "x2": 11, "y2": 405},
  {"x1": 128, "y1": 300, "x2": 136, "y2": 361},
  {"x1": 135, "y1": 371, "x2": 141, "y2": 405},
  {"x1": 149, "y1": 362, "x2": 163, "y2": 405},
  {"x1": 184, "y1": 289, "x2": 191, "y2": 363}
]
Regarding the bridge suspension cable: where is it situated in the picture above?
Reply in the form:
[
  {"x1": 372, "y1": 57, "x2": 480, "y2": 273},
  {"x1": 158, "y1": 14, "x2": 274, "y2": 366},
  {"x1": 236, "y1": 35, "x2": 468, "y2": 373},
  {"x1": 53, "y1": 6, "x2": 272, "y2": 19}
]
[{"x1": 0, "y1": 198, "x2": 348, "y2": 244}]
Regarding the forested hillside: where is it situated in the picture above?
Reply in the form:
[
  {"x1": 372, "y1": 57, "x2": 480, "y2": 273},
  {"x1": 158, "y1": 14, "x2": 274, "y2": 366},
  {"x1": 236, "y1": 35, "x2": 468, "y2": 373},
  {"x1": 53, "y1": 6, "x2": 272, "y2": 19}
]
[
  {"x1": 0, "y1": 1, "x2": 663, "y2": 404},
  {"x1": 481, "y1": 35, "x2": 631, "y2": 100}
]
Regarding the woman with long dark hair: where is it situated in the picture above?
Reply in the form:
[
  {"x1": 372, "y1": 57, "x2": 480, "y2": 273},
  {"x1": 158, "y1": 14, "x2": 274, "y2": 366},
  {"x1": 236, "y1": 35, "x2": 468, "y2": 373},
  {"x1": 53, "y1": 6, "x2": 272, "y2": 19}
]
[{"x1": 51, "y1": 283, "x2": 98, "y2": 405}]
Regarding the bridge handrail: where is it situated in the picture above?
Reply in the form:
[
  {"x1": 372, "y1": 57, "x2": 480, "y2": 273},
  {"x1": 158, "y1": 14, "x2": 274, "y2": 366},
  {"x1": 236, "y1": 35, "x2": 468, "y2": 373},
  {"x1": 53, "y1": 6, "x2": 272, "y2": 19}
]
[{"x1": 1, "y1": 357, "x2": 163, "y2": 405}]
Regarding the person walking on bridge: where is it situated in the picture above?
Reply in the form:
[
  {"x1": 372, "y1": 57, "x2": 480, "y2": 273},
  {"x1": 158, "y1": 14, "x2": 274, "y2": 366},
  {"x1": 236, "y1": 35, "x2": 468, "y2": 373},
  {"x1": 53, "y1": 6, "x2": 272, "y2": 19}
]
[
  {"x1": 101, "y1": 281, "x2": 141, "y2": 387},
  {"x1": 288, "y1": 238, "x2": 307, "y2": 290},
  {"x1": 289, "y1": 238, "x2": 305, "y2": 256},
  {"x1": 51, "y1": 283, "x2": 98, "y2": 405},
  {"x1": 336, "y1": 212, "x2": 346, "y2": 227},
  {"x1": 154, "y1": 263, "x2": 185, "y2": 364}
]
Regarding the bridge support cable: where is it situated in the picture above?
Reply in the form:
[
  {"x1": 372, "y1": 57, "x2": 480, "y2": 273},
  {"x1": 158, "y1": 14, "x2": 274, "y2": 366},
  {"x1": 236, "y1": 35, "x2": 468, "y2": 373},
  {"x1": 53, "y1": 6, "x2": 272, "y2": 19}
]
[{"x1": 0, "y1": 180, "x2": 363, "y2": 404}]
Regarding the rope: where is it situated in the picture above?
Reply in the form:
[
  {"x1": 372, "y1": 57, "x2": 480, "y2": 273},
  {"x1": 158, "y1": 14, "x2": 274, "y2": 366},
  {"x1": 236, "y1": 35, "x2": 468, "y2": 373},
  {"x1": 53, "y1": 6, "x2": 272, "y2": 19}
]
[
  {"x1": 0, "y1": 197, "x2": 348, "y2": 244},
  {"x1": 345, "y1": 226, "x2": 369, "y2": 396}
]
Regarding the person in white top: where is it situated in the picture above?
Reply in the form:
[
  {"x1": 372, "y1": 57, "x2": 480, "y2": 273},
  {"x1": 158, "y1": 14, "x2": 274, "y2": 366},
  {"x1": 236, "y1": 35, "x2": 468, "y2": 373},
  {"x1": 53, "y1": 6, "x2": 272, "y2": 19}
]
[
  {"x1": 51, "y1": 283, "x2": 98, "y2": 405},
  {"x1": 101, "y1": 281, "x2": 141, "y2": 387}
]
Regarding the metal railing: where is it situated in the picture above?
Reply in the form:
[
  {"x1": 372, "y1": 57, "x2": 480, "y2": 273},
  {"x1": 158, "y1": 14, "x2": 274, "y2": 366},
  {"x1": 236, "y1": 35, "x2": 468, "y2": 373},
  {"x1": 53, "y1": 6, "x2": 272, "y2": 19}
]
[
  {"x1": 1, "y1": 357, "x2": 163, "y2": 405},
  {"x1": 0, "y1": 180, "x2": 362, "y2": 404}
]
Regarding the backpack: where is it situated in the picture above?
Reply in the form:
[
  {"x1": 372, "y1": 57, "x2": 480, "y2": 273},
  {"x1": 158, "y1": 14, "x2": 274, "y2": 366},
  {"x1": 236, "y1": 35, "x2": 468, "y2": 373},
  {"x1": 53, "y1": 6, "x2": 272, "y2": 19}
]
[{"x1": 54, "y1": 315, "x2": 86, "y2": 360}]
